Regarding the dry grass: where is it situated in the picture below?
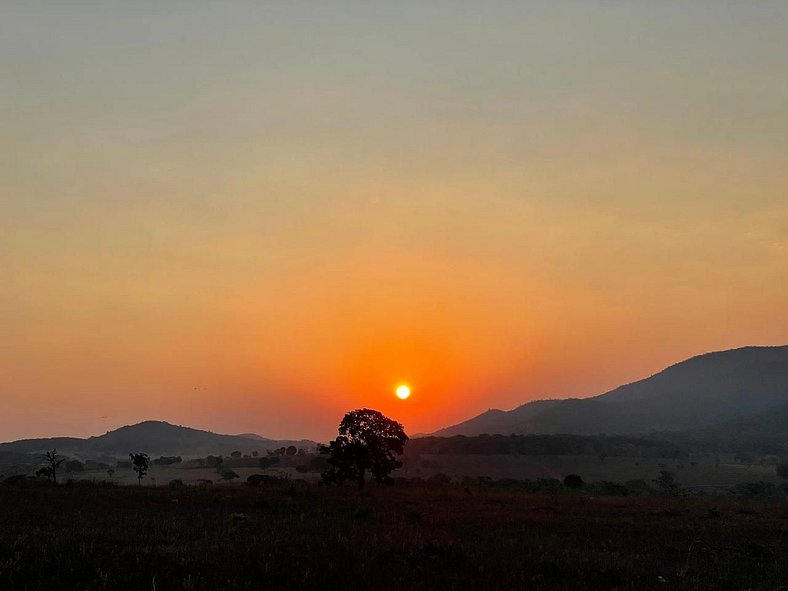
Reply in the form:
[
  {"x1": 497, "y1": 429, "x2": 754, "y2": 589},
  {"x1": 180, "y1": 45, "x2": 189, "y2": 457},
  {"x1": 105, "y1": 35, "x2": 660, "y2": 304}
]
[{"x1": 0, "y1": 482, "x2": 786, "y2": 590}]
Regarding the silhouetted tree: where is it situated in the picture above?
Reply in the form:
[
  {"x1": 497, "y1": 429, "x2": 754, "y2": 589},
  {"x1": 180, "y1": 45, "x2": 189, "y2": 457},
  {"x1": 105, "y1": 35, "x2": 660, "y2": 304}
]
[
  {"x1": 776, "y1": 463, "x2": 788, "y2": 480},
  {"x1": 286, "y1": 445, "x2": 297, "y2": 456},
  {"x1": 320, "y1": 408, "x2": 408, "y2": 489},
  {"x1": 43, "y1": 449, "x2": 65, "y2": 484},
  {"x1": 563, "y1": 474, "x2": 583, "y2": 489},
  {"x1": 107, "y1": 467, "x2": 115, "y2": 479},
  {"x1": 130, "y1": 453, "x2": 150, "y2": 486},
  {"x1": 230, "y1": 451, "x2": 242, "y2": 459}
]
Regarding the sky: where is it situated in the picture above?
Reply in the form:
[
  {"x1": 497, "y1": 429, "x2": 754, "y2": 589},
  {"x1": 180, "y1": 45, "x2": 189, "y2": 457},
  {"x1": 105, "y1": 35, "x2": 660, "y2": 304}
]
[{"x1": 2, "y1": 2, "x2": 787, "y2": 442}]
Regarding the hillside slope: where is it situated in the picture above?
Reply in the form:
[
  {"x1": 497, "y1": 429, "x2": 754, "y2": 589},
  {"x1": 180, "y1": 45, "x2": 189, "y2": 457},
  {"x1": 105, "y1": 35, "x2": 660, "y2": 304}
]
[
  {"x1": 434, "y1": 346, "x2": 788, "y2": 437},
  {"x1": 0, "y1": 421, "x2": 316, "y2": 459}
]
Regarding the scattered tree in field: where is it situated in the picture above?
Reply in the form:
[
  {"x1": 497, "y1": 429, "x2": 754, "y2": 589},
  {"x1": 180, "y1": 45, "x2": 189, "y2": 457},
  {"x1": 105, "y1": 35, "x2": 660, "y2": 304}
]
[
  {"x1": 107, "y1": 468, "x2": 115, "y2": 479},
  {"x1": 653, "y1": 470, "x2": 679, "y2": 495},
  {"x1": 252, "y1": 450, "x2": 259, "y2": 457},
  {"x1": 563, "y1": 474, "x2": 583, "y2": 489},
  {"x1": 130, "y1": 453, "x2": 150, "y2": 486},
  {"x1": 320, "y1": 408, "x2": 408, "y2": 489},
  {"x1": 43, "y1": 449, "x2": 66, "y2": 484},
  {"x1": 221, "y1": 470, "x2": 240, "y2": 482},
  {"x1": 286, "y1": 445, "x2": 297, "y2": 456},
  {"x1": 776, "y1": 463, "x2": 788, "y2": 480},
  {"x1": 231, "y1": 451, "x2": 242, "y2": 459}
]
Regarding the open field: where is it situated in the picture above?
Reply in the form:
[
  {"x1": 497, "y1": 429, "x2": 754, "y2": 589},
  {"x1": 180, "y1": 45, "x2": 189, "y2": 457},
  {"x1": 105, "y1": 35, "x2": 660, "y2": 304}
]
[
  {"x1": 1, "y1": 482, "x2": 787, "y2": 590},
  {"x1": 55, "y1": 452, "x2": 784, "y2": 493},
  {"x1": 401, "y1": 454, "x2": 783, "y2": 491}
]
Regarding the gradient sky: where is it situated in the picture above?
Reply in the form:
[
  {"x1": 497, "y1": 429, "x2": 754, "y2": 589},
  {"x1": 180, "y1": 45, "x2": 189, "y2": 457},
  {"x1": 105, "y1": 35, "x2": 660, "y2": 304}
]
[{"x1": 2, "y1": 2, "x2": 787, "y2": 442}]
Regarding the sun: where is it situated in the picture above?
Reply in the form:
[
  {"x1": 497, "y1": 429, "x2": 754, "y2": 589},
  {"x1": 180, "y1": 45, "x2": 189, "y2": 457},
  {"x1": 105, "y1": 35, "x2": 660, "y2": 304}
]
[{"x1": 395, "y1": 384, "x2": 411, "y2": 400}]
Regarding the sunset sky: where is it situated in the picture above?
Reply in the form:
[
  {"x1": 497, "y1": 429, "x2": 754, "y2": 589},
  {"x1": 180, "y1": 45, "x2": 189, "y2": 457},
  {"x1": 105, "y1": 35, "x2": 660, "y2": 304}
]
[{"x1": 2, "y1": 2, "x2": 787, "y2": 442}]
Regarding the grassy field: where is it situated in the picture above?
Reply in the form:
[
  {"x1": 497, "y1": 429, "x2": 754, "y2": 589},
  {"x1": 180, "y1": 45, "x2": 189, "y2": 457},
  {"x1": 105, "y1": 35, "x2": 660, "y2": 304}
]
[
  {"x1": 401, "y1": 454, "x2": 782, "y2": 491},
  {"x1": 63, "y1": 453, "x2": 783, "y2": 493},
  {"x1": 1, "y1": 482, "x2": 786, "y2": 590}
]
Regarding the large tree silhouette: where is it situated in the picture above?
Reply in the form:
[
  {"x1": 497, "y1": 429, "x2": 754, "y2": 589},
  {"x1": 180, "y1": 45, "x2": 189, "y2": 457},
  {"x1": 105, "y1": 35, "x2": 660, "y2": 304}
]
[{"x1": 320, "y1": 409, "x2": 408, "y2": 489}]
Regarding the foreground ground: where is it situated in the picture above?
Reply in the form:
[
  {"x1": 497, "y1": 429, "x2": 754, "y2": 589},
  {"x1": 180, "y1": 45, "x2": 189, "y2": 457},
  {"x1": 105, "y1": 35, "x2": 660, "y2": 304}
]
[{"x1": 0, "y1": 483, "x2": 786, "y2": 590}]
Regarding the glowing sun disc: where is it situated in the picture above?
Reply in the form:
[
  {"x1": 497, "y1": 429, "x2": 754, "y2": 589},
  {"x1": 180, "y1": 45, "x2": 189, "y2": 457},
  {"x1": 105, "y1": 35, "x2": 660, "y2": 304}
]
[{"x1": 396, "y1": 385, "x2": 411, "y2": 400}]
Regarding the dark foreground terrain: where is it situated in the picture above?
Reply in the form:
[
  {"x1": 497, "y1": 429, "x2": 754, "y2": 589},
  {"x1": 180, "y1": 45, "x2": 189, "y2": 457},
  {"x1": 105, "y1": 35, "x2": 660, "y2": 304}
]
[{"x1": 1, "y1": 483, "x2": 786, "y2": 590}]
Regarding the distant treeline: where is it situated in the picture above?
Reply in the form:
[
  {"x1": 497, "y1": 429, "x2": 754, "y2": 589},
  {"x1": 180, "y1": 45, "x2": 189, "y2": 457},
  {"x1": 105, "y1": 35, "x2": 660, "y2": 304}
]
[{"x1": 407, "y1": 434, "x2": 682, "y2": 458}]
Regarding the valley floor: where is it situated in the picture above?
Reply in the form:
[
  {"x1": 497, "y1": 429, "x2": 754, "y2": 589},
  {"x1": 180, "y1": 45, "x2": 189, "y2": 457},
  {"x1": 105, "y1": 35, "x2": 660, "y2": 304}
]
[{"x1": 0, "y1": 482, "x2": 786, "y2": 590}]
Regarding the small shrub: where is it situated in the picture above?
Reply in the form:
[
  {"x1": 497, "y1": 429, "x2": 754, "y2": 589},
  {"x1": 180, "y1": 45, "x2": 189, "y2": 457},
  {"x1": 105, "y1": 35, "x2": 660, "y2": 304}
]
[{"x1": 220, "y1": 470, "x2": 240, "y2": 482}]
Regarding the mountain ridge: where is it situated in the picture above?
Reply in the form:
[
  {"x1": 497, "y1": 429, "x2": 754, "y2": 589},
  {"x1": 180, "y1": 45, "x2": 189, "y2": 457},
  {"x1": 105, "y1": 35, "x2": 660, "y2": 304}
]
[
  {"x1": 0, "y1": 420, "x2": 317, "y2": 459},
  {"x1": 433, "y1": 345, "x2": 788, "y2": 438}
]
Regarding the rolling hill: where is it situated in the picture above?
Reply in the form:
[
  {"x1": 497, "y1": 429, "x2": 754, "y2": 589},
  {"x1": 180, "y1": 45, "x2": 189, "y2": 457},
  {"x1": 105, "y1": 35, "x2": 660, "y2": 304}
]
[
  {"x1": 434, "y1": 346, "x2": 788, "y2": 439},
  {"x1": 0, "y1": 421, "x2": 317, "y2": 460}
]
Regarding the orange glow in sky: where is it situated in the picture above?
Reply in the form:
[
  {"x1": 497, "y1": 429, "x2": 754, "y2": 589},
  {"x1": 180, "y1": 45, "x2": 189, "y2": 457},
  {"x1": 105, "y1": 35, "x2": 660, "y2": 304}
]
[{"x1": 1, "y1": 3, "x2": 787, "y2": 442}]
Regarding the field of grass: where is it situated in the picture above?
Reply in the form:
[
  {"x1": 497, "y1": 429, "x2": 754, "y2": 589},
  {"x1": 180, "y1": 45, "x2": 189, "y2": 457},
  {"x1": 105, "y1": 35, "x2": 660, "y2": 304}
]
[
  {"x1": 402, "y1": 454, "x2": 782, "y2": 491},
  {"x1": 1, "y1": 481, "x2": 786, "y2": 590},
  {"x1": 61, "y1": 452, "x2": 783, "y2": 493}
]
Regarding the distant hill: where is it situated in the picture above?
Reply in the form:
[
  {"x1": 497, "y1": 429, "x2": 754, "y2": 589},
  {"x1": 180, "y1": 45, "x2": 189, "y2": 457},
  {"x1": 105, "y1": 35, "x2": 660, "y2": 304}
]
[
  {"x1": 0, "y1": 421, "x2": 317, "y2": 460},
  {"x1": 434, "y1": 346, "x2": 788, "y2": 440}
]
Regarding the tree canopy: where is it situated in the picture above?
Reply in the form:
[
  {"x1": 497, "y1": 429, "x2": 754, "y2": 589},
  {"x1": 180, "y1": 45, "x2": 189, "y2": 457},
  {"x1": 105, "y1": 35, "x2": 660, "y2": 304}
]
[{"x1": 320, "y1": 409, "x2": 408, "y2": 489}]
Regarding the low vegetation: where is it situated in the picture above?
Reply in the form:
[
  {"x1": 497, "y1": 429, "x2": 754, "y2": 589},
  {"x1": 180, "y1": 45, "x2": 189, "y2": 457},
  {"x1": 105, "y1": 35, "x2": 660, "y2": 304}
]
[
  {"x1": 1, "y1": 411, "x2": 786, "y2": 589},
  {"x1": 0, "y1": 480, "x2": 786, "y2": 590}
]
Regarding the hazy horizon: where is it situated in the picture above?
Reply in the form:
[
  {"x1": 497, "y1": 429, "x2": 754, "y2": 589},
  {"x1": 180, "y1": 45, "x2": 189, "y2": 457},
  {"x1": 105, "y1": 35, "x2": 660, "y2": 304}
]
[{"x1": 3, "y1": 2, "x2": 787, "y2": 442}]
